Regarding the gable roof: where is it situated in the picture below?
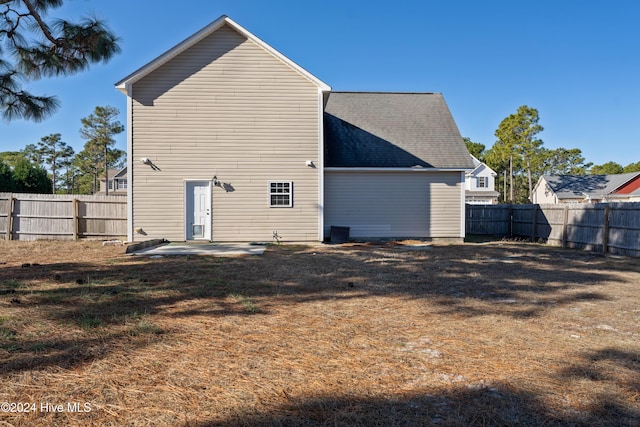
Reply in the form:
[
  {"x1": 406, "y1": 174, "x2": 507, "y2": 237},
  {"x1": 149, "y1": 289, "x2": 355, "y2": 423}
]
[
  {"x1": 99, "y1": 167, "x2": 127, "y2": 182},
  {"x1": 540, "y1": 172, "x2": 640, "y2": 200},
  {"x1": 324, "y1": 92, "x2": 474, "y2": 169},
  {"x1": 112, "y1": 166, "x2": 127, "y2": 179},
  {"x1": 115, "y1": 15, "x2": 330, "y2": 93},
  {"x1": 467, "y1": 155, "x2": 497, "y2": 176}
]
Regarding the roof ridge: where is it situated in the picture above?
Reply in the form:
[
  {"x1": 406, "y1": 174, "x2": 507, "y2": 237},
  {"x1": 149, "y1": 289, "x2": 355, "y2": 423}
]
[{"x1": 329, "y1": 91, "x2": 440, "y2": 95}]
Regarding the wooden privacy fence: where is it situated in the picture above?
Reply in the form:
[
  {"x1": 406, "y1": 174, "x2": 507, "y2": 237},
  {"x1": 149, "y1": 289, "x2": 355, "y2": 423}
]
[
  {"x1": 0, "y1": 192, "x2": 126, "y2": 241},
  {"x1": 466, "y1": 202, "x2": 640, "y2": 257}
]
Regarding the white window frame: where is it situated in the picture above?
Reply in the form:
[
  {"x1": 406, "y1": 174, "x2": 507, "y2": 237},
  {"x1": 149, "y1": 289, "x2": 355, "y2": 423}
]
[
  {"x1": 477, "y1": 176, "x2": 488, "y2": 188},
  {"x1": 116, "y1": 179, "x2": 128, "y2": 190},
  {"x1": 269, "y1": 181, "x2": 293, "y2": 208}
]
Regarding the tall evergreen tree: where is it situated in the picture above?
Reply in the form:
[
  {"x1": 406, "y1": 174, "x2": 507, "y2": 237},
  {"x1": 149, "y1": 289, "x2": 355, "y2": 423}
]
[
  {"x1": 464, "y1": 137, "x2": 486, "y2": 161},
  {"x1": 37, "y1": 132, "x2": 71, "y2": 193},
  {"x1": 74, "y1": 140, "x2": 102, "y2": 194},
  {"x1": 541, "y1": 148, "x2": 591, "y2": 176},
  {"x1": 623, "y1": 161, "x2": 640, "y2": 173},
  {"x1": 485, "y1": 135, "x2": 524, "y2": 202},
  {"x1": 21, "y1": 143, "x2": 42, "y2": 165},
  {"x1": 1, "y1": 0, "x2": 120, "y2": 122},
  {"x1": 57, "y1": 144, "x2": 75, "y2": 193},
  {"x1": 494, "y1": 105, "x2": 544, "y2": 202},
  {"x1": 589, "y1": 161, "x2": 624, "y2": 175},
  {"x1": 79, "y1": 105, "x2": 124, "y2": 195}
]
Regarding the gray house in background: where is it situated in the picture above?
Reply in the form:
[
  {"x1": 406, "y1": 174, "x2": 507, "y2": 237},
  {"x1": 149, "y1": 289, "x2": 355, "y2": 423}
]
[
  {"x1": 532, "y1": 172, "x2": 640, "y2": 204},
  {"x1": 97, "y1": 167, "x2": 127, "y2": 196},
  {"x1": 116, "y1": 15, "x2": 473, "y2": 243}
]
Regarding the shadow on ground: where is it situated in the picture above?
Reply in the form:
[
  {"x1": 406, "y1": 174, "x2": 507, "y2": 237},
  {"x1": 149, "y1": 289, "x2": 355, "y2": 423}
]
[
  {"x1": 185, "y1": 381, "x2": 640, "y2": 426},
  {"x1": 1, "y1": 243, "x2": 639, "y2": 425}
]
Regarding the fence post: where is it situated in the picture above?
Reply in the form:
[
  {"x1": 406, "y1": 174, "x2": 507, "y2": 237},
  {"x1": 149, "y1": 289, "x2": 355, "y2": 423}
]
[
  {"x1": 602, "y1": 204, "x2": 610, "y2": 254},
  {"x1": 531, "y1": 205, "x2": 538, "y2": 242},
  {"x1": 73, "y1": 198, "x2": 79, "y2": 241},
  {"x1": 562, "y1": 204, "x2": 569, "y2": 248},
  {"x1": 7, "y1": 194, "x2": 14, "y2": 241},
  {"x1": 508, "y1": 204, "x2": 513, "y2": 238}
]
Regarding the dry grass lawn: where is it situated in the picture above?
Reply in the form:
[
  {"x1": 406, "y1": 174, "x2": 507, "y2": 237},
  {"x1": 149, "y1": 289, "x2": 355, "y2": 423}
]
[{"x1": 0, "y1": 239, "x2": 639, "y2": 426}]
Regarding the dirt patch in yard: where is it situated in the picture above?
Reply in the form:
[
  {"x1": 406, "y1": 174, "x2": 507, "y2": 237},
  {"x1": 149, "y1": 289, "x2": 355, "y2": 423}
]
[{"x1": 0, "y1": 240, "x2": 639, "y2": 426}]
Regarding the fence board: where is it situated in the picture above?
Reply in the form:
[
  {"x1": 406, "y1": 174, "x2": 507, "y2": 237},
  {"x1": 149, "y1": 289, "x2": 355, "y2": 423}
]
[
  {"x1": 0, "y1": 192, "x2": 126, "y2": 241},
  {"x1": 466, "y1": 202, "x2": 640, "y2": 257},
  {"x1": 465, "y1": 204, "x2": 511, "y2": 235}
]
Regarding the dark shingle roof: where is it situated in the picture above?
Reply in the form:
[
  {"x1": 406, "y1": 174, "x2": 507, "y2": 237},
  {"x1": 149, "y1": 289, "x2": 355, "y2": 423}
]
[
  {"x1": 324, "y1": 92, "x2": 474, "y2": 169},
  {"x1": 542, "y1": 172, "x2": 640, "y2": 199}
]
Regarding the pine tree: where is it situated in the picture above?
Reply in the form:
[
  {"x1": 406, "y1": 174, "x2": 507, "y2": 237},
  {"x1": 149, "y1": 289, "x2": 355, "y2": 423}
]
[
  {"x1": 494, "y1": 106, "x2": 544, "y2": 202},
  {"x1": 1, "y1": 0, "x2": 119, "y2": 121},
  {"x1": 37, "y1": 133, "x2": 73, "y2": 193},
  {"x1": 79, "y1": 106, "x2": 124, "y2": 194}
]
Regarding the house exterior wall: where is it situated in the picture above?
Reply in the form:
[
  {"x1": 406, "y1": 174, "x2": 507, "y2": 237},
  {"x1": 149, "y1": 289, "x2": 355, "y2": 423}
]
[
  {"x1": 464, "y1": 166, "x2": 495, "y2": 191},
  {"x1": 464, "y1": 165, "x2": 495, "y2": 192},
  {"x1": 532, "y1": 179, "x2": 557, "y2": 204},
  {"x1": 324, "y1": 170, "x2": 464, "y2": 239},
  {"x1": 465, "y1": 163, "x2": 498, "y2": 205},
  {"x1": 99, "y1": 178, "x2": 127, "y2": 194},
  {"x1": 129, "y1": 24, "x2": 321, "y2": 242}
]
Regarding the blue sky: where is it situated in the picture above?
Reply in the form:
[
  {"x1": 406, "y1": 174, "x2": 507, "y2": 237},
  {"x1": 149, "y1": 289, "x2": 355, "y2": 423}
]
[{"x1": 2, "y1": 0, "x2": 639, "y2": 167}]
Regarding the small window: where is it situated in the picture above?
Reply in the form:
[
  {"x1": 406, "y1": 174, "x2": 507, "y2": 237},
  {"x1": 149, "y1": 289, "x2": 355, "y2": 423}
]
[
  {"x1": 116, "y1": 179, "x2": 128, "y2": 190},
  {"x1": 269, "y1": 181, "x2": 292, "y2": 207},
  {"x1": 192, "y1": 224, "x2": 204, "y2": 238},
  {"x1": 477, "y1": 177, "x2": 487, "y2": 188}
]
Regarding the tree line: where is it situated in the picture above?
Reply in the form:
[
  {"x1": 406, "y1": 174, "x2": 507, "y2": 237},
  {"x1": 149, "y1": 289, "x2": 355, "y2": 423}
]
[
  {"x1": 467, "y1": 105, "x2": 640, "y2": 204},
  {"x1": 0, "y1": 105, "x2": 124, "y2": 194}
]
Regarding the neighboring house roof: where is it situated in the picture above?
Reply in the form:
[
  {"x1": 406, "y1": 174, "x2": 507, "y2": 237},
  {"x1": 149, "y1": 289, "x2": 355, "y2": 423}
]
[
  {"x1": 608, "y1": 183, "x2": 640, "y2": 199},
  {"x1": 99, "y1": 167, "x2": 127, "y2": 181},
  {"x1": 539, "y1": 172, "x2": 640, "y2": 200},
  {"x1": 468, "y1": 155, "x2": 497, "y2": 176},
  {"x1": 324, "y1": 92, "x2": 474, "y2": 169},
  {"x1": 112, "y1": 166, "x2": 127, "y2": 179},
  {"x1": 115, "y1": 15, "x2": 330, "y2": 93}
]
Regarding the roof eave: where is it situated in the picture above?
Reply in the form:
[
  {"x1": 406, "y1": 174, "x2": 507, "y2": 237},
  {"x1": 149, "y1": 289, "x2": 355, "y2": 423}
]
[
  {"x1": 325, "y1": 167, "x2": 471, "y2": 172},
  {"x1": 114, "y1": 15, "x2": 331, "y2": 94},
  {"x1": 608, "y1": 172, "x2": 640, "y2": 194}
]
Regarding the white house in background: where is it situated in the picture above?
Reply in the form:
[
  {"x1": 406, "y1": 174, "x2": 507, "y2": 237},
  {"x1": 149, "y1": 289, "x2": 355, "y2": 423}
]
[
  {"x1": 465, "y1": 156, "x2": 499, "y2": 204},
  {"x1": 97, "y1": 167, "x2": 127, "y2": 195}
]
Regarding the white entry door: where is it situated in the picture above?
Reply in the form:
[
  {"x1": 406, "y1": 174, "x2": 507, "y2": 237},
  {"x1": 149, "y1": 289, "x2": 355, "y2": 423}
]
[{"x1": 185, "y1": 181, "x2": 211, "y2": 240}]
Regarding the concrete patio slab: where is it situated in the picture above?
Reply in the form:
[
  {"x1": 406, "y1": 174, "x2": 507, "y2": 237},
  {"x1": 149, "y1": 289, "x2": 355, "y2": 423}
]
[{"x1": 130, "y1": 242, "x2": 267, "y2": 256}]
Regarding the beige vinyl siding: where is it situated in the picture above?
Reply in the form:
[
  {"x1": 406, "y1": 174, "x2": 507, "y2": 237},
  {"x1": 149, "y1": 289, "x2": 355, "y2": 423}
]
[
  {"x1": 130, "y1": 24, "x2": 321, "y2": 242},
  {"x1": 324, "y1": 171, "x2": 464, "y2": 239},
  {"x1": 532, "y1": 180, "x2": 557, "y2": 204}
]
